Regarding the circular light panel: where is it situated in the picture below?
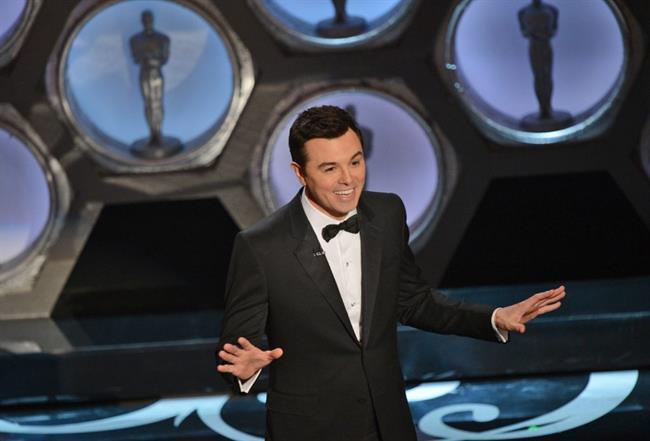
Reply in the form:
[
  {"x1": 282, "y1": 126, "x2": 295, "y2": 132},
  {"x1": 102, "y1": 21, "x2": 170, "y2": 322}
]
[
  {"x1": 444, "y1": 0, "x2": 628, "y2": 144},
  {"x1": 0, "y1": 0, "x2": 27, "y2": 46},
  {"x1": 0, "y1": 127, "x2": 51, "y2": 269},
  {"x1": 249, "y1": 0, "x2": 417, "y2": 49},
  {"x1": 59, "y1": 0, "x2": 243, "y2": 169},
  {"x1": 263, "y1": 89, "x2": 443, "y2": 243}
]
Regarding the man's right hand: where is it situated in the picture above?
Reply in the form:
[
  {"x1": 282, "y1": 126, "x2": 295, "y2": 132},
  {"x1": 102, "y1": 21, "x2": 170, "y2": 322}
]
[{"x1": 216, "y1": 336, "x2": 284, "y2": 381}]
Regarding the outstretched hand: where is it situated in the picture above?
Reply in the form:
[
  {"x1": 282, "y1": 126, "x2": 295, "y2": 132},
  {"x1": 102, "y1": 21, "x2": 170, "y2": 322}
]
[
  {"x1": 217, "y1": 337, "x2": 283, "y2": 381},
  {"x1": 494, "y1": 285, "x2": 566, "y2": 334}
]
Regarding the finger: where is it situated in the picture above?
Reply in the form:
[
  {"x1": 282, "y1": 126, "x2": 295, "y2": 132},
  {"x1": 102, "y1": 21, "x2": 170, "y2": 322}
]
[
  {"x1": 521, "y1": 290, "x2": 554, "y2": 309},
  {"x1": 223, "y1": 343, "x2": 241, "y2": 355},
  {"x1": 267, "y1": 348, "x2": 284, "y2": 359},
  {"x1": 536, "y1": 288, "x2": 559, "y2": 300},
  {"x1": 532, "y1": 291, "x2": 565, "y2": 309},
  {"x1": 238, "y1": 336, "x2": 256, "y2": 350},
  {"x1": 217, "y1": 364, "x2": 234, "y2": 373},
  {"x1": 522, "y1": 301, "x2": 562, "y2": 322},
  {"x1": 543, "y1": 290, "x2": 565, "y2": 305},
  {"x1": 502, "y1": 320, "x2": 526, "y2": 333},
  {"x1": 529, "y1": 289, "x2": 565, "y2": 310},
  {"x1": 218, "y1": 350, "x2": 237, "y2": 364},
  {"x1": 536, "y1": 301, "x2": 562, "y2": 316},
  {"x1": 544, "y1": 285, "x2": 565, "y2": 297}
]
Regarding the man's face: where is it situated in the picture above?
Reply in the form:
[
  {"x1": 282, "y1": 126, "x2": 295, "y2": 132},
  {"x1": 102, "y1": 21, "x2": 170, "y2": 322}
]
[{"x1": 291, "y1": 128, "x2": 365, "y2": 220}]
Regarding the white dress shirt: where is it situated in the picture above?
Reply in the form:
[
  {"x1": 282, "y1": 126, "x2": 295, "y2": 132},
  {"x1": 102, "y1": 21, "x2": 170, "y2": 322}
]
[
  {"x1": 238, "y1": 188, "x2": 507, "y2": 392},
  {"x1": 301, "y1": 189, "x2": 363, "y2": 340}
]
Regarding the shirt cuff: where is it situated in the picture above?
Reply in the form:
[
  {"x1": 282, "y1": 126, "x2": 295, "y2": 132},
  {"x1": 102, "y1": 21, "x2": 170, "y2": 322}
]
[
  {"x1": 237, "y1": 369, "x2": 262, "y2": 393},
  {"x1": 491, "y1": 308, "x2": 509, "y2": 343}
]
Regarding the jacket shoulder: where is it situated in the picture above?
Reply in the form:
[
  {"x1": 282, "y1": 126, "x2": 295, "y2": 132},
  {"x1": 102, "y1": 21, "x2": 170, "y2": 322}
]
[
  {"x1": 361, "y1": 191, "x2": 405, "y2": 215},
  {"x1": 237, "y1": 201, "x2": 293, "y2": 247}
]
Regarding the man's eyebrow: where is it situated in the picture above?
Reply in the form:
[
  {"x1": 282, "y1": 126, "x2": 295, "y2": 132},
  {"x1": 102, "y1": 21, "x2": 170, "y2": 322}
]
[{"x1": 317, "y1": 150, "x2": 363, "y2": 169}]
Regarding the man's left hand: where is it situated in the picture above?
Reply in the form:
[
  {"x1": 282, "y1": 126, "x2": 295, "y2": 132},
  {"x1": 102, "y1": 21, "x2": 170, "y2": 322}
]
[{"x1": 494, "y1": 285, "x2": 565, "y2": 334}]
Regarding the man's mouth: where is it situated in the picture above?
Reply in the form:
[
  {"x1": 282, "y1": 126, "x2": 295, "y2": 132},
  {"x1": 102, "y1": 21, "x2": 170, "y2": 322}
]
[{"x1": 334, "y1": 188, "x2": 354, "y2": 197}]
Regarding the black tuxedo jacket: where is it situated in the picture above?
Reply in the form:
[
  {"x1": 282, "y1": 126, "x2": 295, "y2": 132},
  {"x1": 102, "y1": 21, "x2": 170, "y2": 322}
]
[{"x1": 218, "y1": 191, "x2": 498, "y2": 441}]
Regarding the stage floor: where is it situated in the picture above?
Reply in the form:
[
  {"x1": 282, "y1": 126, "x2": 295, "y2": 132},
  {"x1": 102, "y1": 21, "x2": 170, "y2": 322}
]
[{"x1": 1, "y1": 368, "x2": 648, "y2": 440}]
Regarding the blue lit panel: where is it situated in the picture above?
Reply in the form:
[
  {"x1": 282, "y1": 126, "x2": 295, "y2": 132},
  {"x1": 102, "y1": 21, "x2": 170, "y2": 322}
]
[
  {"x1": 0, "y1": 0, "x2": 26, "y2": 46},
  {"x1": 268, "y1": 0, "x2": 401, "y2": 25},
  {"x1": 264, "y1": 90, "x2": 442, "y2": 243},
  {"x1": 447, "y1": 0, "x2": 627, "y2": 143},
  {"x1": 0, "y1": 128, "x2": 50, "y2": 267},
  {"x1": 253, "y1": 0, "x2": 415, "y2": 49},
  {"x1": 64, "y1": 0, "x2": 235, "y2": 162}
]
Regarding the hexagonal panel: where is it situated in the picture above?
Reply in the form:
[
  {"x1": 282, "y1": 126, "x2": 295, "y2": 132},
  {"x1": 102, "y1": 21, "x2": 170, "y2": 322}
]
[
  {"x1": 53, "y1": 197, "x2": 239, "y2": 316},
  {"x1": 46, "y1": 0, "x2": 254, "y2": 173},
  {"x1": 0, "y1": 104, "x2": 70, "y2": 292},
  {"x1": 436, "y1": 0, "x2": 641, "y2": 145},
  {"x1": 440, "y1": 172, "x2": 650, "y2": 287}
]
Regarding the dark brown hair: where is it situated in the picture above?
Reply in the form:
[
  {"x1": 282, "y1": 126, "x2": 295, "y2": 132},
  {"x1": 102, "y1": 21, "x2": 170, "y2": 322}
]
[{"x1": 288, "y1": 105, "x2": 364, "y2": 168}]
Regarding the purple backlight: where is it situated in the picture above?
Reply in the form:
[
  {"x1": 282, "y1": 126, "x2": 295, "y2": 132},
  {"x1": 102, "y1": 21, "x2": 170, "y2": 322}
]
[
  {"x1": 454, "y1": 0, "x2": 624, "y2": 120},
  {"x1": 0, "y1": 128, "x2": 51, "y2": 265},
  {"x1": 0, "y1": 0, "x2": 27, "y2": 44}
]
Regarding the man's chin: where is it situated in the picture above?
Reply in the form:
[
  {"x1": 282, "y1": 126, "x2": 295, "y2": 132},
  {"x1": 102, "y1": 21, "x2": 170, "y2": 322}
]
[{"x1": 334, "y1": 200, "x2": 359, "y2": 215}]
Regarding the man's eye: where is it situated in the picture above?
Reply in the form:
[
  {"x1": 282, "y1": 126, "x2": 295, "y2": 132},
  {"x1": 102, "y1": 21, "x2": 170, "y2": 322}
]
[
  {"x1": 324, "y1": 167, "x2": 335, "y2": 172},
  {"x1": 352, "y1": 161, "x2": 360, "y2": 166}
]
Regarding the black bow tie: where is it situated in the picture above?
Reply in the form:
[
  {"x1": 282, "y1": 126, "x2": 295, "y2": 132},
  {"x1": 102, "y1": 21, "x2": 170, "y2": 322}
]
[{"x1": 322, "y1": 214, "x2": 360, "y2": 242}]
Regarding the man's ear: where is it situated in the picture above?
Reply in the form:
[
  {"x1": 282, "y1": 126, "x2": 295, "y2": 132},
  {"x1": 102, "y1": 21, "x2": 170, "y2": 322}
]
[{"x1": 290, "y1": 161, "x2": 307, "y2": 186}]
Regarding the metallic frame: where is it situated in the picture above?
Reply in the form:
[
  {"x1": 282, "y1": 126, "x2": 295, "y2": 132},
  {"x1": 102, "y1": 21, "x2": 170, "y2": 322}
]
[
  {"x1": 0, "y1": 104, "x2": 71, "y2": 293},
  {"x1": 435, "y1": 0, "x2": 644, "y2": 146},
  {"x1": 0, "y1": 0, "x2": 42, "y2": 67},
  {"x1": 640, "y1": 115, "x2": 650, "y2": 181},
  {"x1": 250, "y1": 79, "x2": 457, "y2": 250},
  {"x1": 247, "y1": 0, "x2": 420, "y2": 52},
  {"x1": 46, "y1": 0, "x2": 255, "y2": 173}
]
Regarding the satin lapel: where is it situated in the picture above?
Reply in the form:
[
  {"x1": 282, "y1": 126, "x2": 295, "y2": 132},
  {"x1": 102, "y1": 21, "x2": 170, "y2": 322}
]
[
  {"x1": 290, "y1": 195, "x2": 359, "y2": 344},
  {"x1": 359, "y1": 201, "x2": 383, "y2": 347}
]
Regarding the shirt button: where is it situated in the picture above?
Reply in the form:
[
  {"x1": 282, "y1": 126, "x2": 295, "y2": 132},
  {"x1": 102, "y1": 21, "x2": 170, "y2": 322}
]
[{"x1": 345, "y1": 262, "x2": 350, "y2": 267}]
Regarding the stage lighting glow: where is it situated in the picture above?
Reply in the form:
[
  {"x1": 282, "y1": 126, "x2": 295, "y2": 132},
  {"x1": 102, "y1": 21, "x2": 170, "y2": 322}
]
[{"x1": 405, "y1": 382, "x2": 460, "y2": 402}]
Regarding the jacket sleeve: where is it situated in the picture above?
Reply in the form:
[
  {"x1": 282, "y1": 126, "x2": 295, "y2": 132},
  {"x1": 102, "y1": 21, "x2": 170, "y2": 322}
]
[
  {"x1": 216, "y1": 232, "x2": 269, "y2": 391},
  {"x1": 393, "y1": 197, "x2": 498, "y2": 342}
]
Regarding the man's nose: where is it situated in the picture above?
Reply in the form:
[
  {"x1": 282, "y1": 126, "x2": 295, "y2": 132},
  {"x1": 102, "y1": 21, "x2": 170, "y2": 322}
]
[{"x1": 339, "y1": 167, "x2": 352, "y2": 184}]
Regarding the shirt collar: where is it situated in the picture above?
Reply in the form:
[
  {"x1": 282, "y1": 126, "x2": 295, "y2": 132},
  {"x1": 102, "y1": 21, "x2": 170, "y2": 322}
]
[{"x1": 300, "y1": 187, "x2": 357, "y2": 234}]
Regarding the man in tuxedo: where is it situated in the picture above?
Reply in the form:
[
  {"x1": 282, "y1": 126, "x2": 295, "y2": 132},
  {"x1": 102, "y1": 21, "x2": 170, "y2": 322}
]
[{"x1": 217, "y1": 105, "x2": 565, "y2": 441}]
